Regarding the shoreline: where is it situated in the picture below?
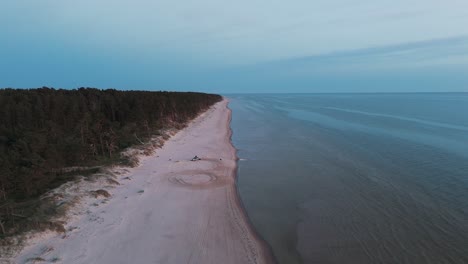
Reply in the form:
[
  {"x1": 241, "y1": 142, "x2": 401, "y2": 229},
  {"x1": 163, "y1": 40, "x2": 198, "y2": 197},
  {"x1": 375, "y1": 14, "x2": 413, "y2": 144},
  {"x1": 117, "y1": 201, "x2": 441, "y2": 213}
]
[
  {"x1": 227, "y1": 103, "x2": 279, "y2": 264},
  {"x1": 14, "y1": 98, "x2": 275, "y2": 264},
  {"x1": 226, "y1": 103, "x2": 278, "y2": 264}
]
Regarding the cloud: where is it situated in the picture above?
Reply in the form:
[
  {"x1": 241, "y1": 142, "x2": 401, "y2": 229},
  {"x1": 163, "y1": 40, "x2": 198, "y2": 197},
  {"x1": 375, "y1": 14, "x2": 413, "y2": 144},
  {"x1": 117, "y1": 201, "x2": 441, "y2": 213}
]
[
  {"x1": 210, "y1": 35, "x2": 468, "y2": 92},
  {"x1": 2, "y1": 0, "x2": 468, "y2": 65},
  {"x1": 268, "y1": 35, "x2": 468, "y2": 73}
]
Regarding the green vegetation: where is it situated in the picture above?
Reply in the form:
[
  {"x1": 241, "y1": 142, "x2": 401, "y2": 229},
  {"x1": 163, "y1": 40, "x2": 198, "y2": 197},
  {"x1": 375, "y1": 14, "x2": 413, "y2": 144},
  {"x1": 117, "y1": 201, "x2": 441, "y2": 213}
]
[{"x1": 0, "y1": 87, "x2": 221, "y2": 236}]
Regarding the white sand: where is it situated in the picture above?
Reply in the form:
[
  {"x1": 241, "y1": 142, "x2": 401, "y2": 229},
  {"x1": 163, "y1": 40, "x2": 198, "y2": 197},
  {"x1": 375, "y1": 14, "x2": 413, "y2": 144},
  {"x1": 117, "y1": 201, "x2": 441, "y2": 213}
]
[{"x1": 14, "y1": 99, "x2": 274, "y2": 264}]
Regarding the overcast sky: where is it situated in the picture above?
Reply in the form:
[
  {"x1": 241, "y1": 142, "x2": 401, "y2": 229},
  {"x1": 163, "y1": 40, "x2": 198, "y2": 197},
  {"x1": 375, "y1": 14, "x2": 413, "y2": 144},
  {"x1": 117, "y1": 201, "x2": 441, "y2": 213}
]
[{"x1": 1, "y1": 0, "x2": 467, "y2": 92}]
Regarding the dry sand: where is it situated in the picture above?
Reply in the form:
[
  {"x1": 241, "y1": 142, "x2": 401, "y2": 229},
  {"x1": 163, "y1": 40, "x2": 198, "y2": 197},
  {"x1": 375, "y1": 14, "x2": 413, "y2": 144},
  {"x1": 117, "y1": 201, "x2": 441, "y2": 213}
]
[{"x1": 14, "y1": 99, "x2": 275, "y2": 264}]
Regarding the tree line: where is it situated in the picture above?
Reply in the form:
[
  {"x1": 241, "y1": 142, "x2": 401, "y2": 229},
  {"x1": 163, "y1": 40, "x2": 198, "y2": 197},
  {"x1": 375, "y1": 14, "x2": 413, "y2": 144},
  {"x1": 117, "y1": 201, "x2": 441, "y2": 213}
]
[{"x1": 0, "y1": 87, "x2": 221, "y2": 206}]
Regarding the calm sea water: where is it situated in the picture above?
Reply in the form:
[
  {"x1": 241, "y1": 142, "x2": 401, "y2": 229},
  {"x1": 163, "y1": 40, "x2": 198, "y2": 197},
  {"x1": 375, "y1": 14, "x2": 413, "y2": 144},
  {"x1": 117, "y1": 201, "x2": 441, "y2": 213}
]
[{"x1": 229, "y1": 93, "x2": 468, "y2": 264}]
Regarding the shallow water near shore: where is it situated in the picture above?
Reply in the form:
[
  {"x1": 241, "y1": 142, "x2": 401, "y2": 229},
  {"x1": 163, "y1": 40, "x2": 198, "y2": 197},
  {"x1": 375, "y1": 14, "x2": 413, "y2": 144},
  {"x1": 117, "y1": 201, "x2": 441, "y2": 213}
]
[{"x1": 229, "y1": 93, "x2": 468, "y2": 264}]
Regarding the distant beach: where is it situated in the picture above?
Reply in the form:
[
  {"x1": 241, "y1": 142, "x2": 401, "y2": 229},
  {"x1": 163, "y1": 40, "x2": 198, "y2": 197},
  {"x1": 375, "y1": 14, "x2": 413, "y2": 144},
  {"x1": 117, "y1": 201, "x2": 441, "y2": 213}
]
[{"x1": 14, "y1": 99, "x2": 275, "y2": 264}]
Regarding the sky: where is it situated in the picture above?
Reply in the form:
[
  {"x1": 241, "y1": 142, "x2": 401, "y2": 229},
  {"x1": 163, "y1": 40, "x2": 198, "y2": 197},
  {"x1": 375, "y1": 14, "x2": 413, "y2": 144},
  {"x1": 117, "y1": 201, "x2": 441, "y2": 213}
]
[{"x1": 1, "y1": 0, "x2": 467, "y2": 93}]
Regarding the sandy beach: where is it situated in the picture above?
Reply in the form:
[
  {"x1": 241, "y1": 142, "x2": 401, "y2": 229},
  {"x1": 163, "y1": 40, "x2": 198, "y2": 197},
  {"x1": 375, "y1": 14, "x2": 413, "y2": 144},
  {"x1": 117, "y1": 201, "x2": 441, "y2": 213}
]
[{"x1": 14, "y1": 99, "x2": 274, "y2": 264}]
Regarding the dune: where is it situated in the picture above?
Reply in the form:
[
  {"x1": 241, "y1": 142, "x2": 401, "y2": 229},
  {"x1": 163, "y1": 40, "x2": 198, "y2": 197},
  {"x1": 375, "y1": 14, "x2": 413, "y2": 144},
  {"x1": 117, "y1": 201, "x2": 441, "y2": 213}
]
[{"x1": 14, "y1": 99, "x2": 274, "y2": 264}]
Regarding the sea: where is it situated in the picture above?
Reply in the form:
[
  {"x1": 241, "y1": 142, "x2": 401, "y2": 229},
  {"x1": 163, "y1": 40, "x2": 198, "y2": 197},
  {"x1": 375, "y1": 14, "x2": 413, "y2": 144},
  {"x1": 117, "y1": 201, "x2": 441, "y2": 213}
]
[{"x1": 229, "y1": 93, "x2": 468, "y2": 264}]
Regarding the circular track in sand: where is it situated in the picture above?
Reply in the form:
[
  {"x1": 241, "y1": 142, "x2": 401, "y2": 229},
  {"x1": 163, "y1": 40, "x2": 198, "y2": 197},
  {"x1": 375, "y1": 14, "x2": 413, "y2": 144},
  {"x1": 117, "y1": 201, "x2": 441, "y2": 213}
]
[
  {"x1": 169, "y1": 171, "x2": 228, "y2": 189},
  {"x1": 171, "y1": 174, "x2": 217, "y2": 185}
]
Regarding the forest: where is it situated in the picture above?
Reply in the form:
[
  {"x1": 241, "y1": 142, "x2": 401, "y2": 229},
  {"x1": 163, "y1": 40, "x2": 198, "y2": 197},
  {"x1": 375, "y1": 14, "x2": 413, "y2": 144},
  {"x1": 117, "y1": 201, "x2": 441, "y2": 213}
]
[{"x1": 0, "y1": 87, "x2": 221, "y2": 235}]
